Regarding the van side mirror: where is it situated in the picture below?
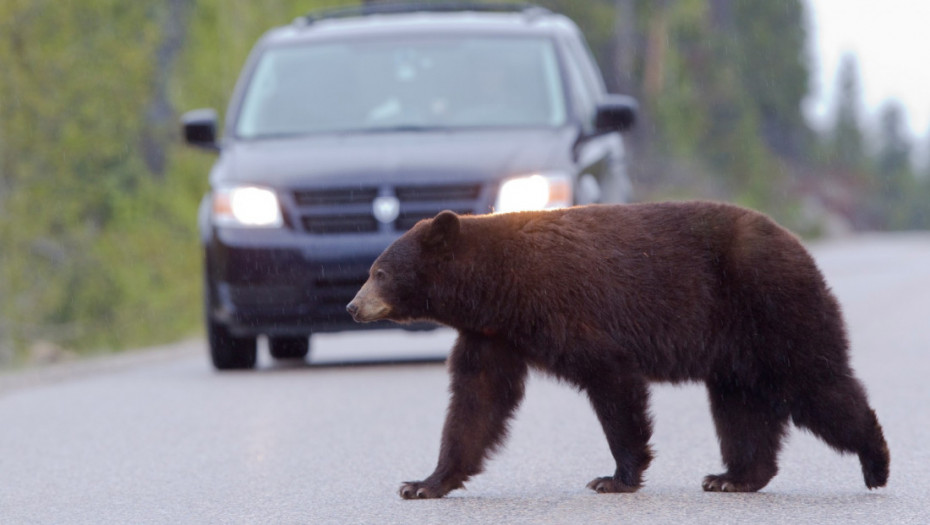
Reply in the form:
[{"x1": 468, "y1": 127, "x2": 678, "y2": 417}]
[
  {"x1": 182, "y1": 108, "x2": 220, "y2": 151},
  {"x1": 594, "y1": 95, "x2": 637, "y2": 133}
]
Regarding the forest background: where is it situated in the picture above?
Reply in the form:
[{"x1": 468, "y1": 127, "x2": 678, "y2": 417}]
[{"x1": 1, "y1": 0, "x2": 928, "y2": 365}]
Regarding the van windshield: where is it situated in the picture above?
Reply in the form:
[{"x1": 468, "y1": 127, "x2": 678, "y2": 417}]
[{"x1": 235, "y1": 36, "x2": 567, "y2": 138}]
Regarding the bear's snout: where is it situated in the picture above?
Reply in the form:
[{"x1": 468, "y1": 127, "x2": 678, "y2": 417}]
[
  {"x1": 346, "y1": 300, "x2": 360, "y2": 319},
  {"x1": 347, "y1": 280, "x2": 392, "y2": 323}
]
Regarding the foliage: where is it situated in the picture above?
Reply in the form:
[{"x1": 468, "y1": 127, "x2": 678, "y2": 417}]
[
  {"x1": 829, "y1": 55, "x2": 868, "y2": 173},
  {"x1": 585, "y1": 0, "x2": 807, "y2": 224},
  {"x1": 0, "y1": 0, "x2": 349, "y2": 363},
  {"x1": 814, "y1": 54, "x2": 930, "y2": 230},
  {"x1": 1, "y1": 0, "x2": 927, "y2": 363}
]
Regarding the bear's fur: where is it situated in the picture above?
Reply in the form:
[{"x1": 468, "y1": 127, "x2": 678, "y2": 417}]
[{"x1": 347, "y1": 201, "x2": 889, "y2": 499}]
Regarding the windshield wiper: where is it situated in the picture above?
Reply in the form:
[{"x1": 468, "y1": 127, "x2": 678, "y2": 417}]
[{"x1": 349, "y1": 125, "x2": 449, "y2": 134}]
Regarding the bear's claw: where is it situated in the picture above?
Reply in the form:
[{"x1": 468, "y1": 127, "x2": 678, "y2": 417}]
[
  {"x1": 586, "y1": 477, "x2": 640, "y2": 494},
  {"x1": 399, "y1": 481, "x2": 444, "y2": 500},
  {"x1": 702, "y1": 474, "x2": 765, "y2": 493}
]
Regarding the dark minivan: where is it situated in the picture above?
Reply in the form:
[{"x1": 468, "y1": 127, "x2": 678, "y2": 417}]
[{"x1": 182, "y1": 3, "x2": 636, "y2": 369}]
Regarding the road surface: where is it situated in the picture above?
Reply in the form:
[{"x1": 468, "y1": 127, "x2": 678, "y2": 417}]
[{"x1": 1, "y1": 233, "x2": 928, "y2": 524}]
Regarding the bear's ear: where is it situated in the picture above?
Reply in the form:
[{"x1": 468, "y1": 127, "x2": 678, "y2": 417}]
[{"x1": 422, "y1": 210, "x2": 460, "y2": 252}]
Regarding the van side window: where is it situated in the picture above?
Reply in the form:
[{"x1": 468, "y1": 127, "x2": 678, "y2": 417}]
[{"x1": 560, "y1": 31, "x2": 605, "y2": 133}]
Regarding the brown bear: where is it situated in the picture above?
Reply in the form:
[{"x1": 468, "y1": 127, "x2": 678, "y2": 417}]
[{"x1": 346, "y1": 201, "x2": 889, "y2": 499}]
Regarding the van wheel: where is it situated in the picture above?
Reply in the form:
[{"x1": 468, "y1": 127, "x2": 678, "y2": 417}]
[
  {"x1": 208, "y1": 319, "x2": 257, "y2": 370},
  {"x1": 269, "y1": 336, "x2": 310, "y2": 360}
]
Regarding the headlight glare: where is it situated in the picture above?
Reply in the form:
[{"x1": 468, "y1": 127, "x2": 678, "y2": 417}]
[
  {"x1": 213, "y1": 186, "x2": 283, "y2": 228},
  {"x1": 494, "y1": 173, "x2": 572, "y2": 213}
]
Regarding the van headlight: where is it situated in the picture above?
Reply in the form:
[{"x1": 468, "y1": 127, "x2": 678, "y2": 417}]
[
  {"x1": 494, "y1": 173, "x2": 573, "y2": 213},
  {"x1": 212, "y1": 185, "x2": 284, "y2": 228}
]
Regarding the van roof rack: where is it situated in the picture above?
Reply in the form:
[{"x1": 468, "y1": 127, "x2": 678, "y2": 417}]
[{"x1": 299, "y1": 2, "x2": 551, "y2": 25}]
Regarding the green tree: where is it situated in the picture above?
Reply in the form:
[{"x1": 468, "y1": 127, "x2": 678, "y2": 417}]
[
  {"x1": 829, "y1": 54, "x2": 867, "y2": 172},
  {"x1": 0, "y1": 0, "x2": 163, "y2": 353},
  {"x1": 624, "y1": 0, "x2": 811, "y2": 212},
  {"x1": 873, "y1": 101, "x2": 922, "y2": 228},
  {"x1": 729, "y1": 0, "x2": 811, "y2": 159},
  {"x1": 0, "y1": 0, "x2": 350, "y2": 361},
  {"x1": 876, "y1": 102, "x2": 911, "y2": 176},
  {"x1": 8, "y1": 0, "x2": 914, "y2": 364}
]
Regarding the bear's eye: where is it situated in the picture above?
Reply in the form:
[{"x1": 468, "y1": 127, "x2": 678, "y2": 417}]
[{"x1": 374, "y1": 269, "x2": 387, "y2": 281}]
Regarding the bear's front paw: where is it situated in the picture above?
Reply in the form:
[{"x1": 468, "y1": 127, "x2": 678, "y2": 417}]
[
  {"x1": 586, "y1": 477, "x2": 640, "y2": 494},
  {"x1": 399, "y1": 481, "x2": 445, "y2": 500},
  {"x1": 701, "y1": 474, "x2": 765, "y2": 493}
]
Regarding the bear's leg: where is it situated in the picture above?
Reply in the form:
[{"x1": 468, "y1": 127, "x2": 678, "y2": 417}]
[
  {"x1": 584, "y1": 370, "x2": 654, "y2": 493},
  {"x1": 399, "y1": 332, "x2": 527, "y2": 499},
  {"x1": 703, "y1": 379, "x2": 790, "y2": 492},
  {"x1": 790, "y1": 376, "x2": 889, "y2": 489}
]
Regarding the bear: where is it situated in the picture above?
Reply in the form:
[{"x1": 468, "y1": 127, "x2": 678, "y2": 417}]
[{"x1": 346, "y1": 201, "x2": 889, "y2": 499}]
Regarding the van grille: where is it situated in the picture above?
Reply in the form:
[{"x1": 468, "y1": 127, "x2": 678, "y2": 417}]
[
  {"x1": 293, "y1": 183, "x2": 485, "y2": 234},
  {"x1": 395, "y1": 184, "x2": 481, "y2": 202},
  {"x1": 302, "y1": 214, "x2": 378, "y2": 234},
  {"x1": 293, "y1": 187, "x2": 378, "y2": 206}
]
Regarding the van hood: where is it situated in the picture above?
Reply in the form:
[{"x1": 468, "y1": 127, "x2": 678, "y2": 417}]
[{"x1": 213, "y1": 127, "x2": 576, "y2": 188}]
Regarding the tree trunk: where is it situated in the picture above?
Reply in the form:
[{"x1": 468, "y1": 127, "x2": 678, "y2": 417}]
[
  {"x1": 607, "y1": 0, "x2": 636, "y2": 95},
  {"x1": 141, "y1": 0, "x2": 190, "y2": 178}
]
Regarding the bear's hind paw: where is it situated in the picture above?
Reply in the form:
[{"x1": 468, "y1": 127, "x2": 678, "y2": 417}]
[
  {"x1": 399, "y1": 481, "x2": 447, "y2": 500},
  {"x1": 586, "y1": 477, "x2": 640, "y2": 494}
]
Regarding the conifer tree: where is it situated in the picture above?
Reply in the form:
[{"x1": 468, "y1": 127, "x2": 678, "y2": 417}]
[
  {"x1": 830, "y1": 54, "x2": 867, "y2": 172},
  {"x1": 875, "y1": 101, "x2": 916, "y2": 228}
]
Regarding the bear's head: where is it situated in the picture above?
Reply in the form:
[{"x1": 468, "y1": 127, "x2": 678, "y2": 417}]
[{"x1": 346, "y1": 210, "x2": 460, "y2": 324}]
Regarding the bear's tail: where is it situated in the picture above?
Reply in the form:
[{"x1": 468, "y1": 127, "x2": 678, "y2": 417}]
[
  {"x1": 790, "y1": 377, "x2": 889, "y2": 489},
  {"x1": 858, "y1": 409, "x2": 890, "y2": 489}
]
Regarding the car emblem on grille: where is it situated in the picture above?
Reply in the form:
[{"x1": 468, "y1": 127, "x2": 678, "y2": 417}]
[{"x1": 372, "y1": 195, "x2": 400, "y2": 224}]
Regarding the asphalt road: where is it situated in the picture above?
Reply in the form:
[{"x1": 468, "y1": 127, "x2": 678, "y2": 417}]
[{"x1": 1, "y1": 233, "x2": 929, "y2": 524}]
